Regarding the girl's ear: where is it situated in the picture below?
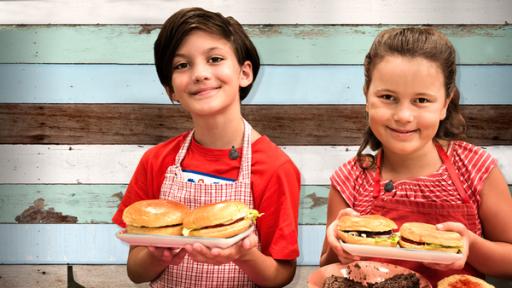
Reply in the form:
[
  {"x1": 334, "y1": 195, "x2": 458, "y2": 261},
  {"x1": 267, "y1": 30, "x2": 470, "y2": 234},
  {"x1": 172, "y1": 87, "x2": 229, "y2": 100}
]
[
  {"x1": 239, "y1": 61, "x2": 253, "y2": 88},
  {"x1": 440, "y1": 90, "x2": 454, "y2": 120}
]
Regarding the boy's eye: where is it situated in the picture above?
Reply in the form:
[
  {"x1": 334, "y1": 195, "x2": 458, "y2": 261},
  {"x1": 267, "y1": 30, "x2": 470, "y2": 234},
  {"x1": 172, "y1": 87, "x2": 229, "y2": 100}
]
[
  {"x1": 174, "y1": 62, "x2": 189, "y2": 70},
  {"x1": 209, "y1": 56, "x2": 224, "y2": 63}
]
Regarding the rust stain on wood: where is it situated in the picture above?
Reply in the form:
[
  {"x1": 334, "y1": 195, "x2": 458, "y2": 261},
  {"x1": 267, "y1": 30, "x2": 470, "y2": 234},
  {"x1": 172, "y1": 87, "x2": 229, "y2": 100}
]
[
  {"x1": 15, "y1": 198, "x2": 78, "y2": 224},
  {"x1": 304, "y1": 192, "x2": 328, "y2": 209}
]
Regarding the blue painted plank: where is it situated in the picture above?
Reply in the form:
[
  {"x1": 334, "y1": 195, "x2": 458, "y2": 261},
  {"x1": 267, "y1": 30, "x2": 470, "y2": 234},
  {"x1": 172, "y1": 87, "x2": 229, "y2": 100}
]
[
  {"x1": 0, "y1": 224, "x2": 324, "y2": 265},
  {"x1": 0, "y1": 64, "x2": 511, "y2": 105}
]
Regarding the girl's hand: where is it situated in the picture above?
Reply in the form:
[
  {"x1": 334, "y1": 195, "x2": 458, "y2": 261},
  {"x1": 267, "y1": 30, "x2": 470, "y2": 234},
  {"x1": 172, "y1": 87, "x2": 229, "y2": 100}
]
[
  {"x1": 184, "y1": 232, "x2": 258, "y2": 265},
  {"x1": 422, "y1": 222, "x2": 470, "y2": 270},
  {"x1": 147, "y1": 246, "x2": 187, "y2": 266},
  {"x1": 326, "y1": 208, "x2": 363, "y2": 264}
]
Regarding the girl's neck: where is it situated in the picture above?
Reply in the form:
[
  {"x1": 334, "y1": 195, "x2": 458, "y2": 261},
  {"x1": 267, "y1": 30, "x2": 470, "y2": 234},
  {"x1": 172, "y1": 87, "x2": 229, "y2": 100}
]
[
  {"x1": 381, "y1": 141, "x2": 443, "y2": 181},
  {"x1": 191, "y1": 114, "x2": 245, "y2": 149}
]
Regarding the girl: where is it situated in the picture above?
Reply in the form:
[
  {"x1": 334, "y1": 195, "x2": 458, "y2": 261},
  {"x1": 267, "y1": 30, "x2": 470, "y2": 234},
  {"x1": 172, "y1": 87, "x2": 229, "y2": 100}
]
[
  {"x1": 112, "y1": 7, "x2": 301, "y2": 287},
  {"x1": 320, "y1": 27, "x2": 512, "y2": 286}
]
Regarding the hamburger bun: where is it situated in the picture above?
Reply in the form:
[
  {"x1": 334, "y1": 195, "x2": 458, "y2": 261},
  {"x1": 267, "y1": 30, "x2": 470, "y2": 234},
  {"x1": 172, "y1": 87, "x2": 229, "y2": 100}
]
[
  {"x1": 122, "y1": 199, "x2": 189, "y2": 236},
  {"x1": 182, "y1": 200, "x2": 261, "y2": 238},
  {"x1": 337, "y1": 215, "x2": 399, "y2": 247},
  {"x1": 399, "y1": 222, "x2": 463, "y2": 253},
  {"x1": 438, "y1": 274, "x2": 495, "y2": 288}
]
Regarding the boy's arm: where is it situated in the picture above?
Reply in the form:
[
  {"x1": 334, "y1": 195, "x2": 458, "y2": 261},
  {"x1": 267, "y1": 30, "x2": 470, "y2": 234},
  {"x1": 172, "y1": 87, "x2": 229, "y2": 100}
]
[
  {"x1": 127, "y1": 246, "x2": 186, "y2": 283},
  {"x1": 234, "y1": 249, "x2": 296, "y2": 287}
]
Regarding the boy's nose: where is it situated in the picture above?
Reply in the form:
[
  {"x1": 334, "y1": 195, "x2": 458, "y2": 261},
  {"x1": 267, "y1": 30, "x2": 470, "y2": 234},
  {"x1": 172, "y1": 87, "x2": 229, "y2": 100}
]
[{"x1": 192, "y1": 65, "x2": 211, "y2": 82}]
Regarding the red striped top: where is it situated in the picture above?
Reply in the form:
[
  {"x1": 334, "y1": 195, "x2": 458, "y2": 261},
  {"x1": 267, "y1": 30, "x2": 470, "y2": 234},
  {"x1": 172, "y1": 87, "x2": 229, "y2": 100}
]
[{"x1": 330, "y1": 141, "x2": 496, "y2": 218}]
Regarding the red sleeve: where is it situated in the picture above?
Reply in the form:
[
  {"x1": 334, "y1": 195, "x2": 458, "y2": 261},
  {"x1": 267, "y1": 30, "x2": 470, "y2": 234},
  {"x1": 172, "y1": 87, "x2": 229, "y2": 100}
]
[{"x1": 255, "y1": 160, "x2": 301, "y2": 260}]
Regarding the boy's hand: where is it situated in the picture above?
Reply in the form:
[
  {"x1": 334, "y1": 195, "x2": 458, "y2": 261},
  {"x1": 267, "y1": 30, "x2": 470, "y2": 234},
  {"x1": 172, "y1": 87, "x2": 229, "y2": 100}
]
[
  {"x1": 147, "y1": 246, "x2": 187, "y2": 266},
  {"x1": 422, "y1": 222, "x2": 470, "y2": 270},
  {"x1": 327, "y1": 208, "x2": 364, "y2": 264},
  {"x1": 184, "y1": 232, "x2": 258, "y2": 265}
]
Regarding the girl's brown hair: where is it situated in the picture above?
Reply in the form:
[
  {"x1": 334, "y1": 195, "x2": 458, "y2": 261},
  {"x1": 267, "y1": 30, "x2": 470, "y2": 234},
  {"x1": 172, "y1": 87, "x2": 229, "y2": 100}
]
[
  {"x1": 357, "y1": 27, "x2": 466, "y2": 167},
  {"x1": 154, "y1": 7, "x2": 260, "y2": 101}
]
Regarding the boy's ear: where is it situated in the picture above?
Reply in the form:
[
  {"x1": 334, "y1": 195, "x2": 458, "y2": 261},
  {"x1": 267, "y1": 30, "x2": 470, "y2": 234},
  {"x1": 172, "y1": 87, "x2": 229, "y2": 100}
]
[
  {"x1": 239, "y1": 61, "x2": 253, "y2": 88},
  {"x1": 165, "y1": 86, "x2": 177, "y2": 102}
]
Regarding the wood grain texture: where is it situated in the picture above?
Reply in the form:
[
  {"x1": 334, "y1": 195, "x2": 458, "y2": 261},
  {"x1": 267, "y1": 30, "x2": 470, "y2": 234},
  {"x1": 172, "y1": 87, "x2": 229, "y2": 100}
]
[
  {"x1": 1, "y1": 104, "x2": 511, "y2": 145},
  {"x1": 1, "y1": 25, "x2": 511, "y2": 64}
]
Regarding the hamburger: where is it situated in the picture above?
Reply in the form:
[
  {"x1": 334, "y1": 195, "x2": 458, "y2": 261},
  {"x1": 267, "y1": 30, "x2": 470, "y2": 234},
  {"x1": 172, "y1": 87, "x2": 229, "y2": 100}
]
[
  {"x1": 438, "y1": 274, "x2": 495, "y2": 288},
  {"x1": 182, "y1": 200, "x2": 262, "y2": 238},
  {"x1": 399, "y1": 222, "x2": 463, "y2": 253},
  {"x1": 122, "y1": 199, "x2": 189, "y2": 236},
  {"x1": 337, "y1": 214, "x2": 399, "y2": 247}
]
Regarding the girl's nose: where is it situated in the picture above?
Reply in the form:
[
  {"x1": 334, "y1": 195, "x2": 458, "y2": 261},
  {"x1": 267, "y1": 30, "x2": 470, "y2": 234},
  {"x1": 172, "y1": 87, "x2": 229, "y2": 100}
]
[{"x1": 393, "y1": 104, "x2": 414, "y2": 123}]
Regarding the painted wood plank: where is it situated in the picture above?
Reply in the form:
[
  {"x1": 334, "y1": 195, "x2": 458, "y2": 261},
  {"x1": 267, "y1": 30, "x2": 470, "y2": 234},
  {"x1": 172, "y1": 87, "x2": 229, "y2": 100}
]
[
  {"x1": 1, "y1": 145, "x2": 510, "y2": 185},
  {"x1": 1, "y1": 25, "x2": 512, "y2": 65},
  {"x1": 0, "y1": 184, "x2": 330, "y2": 224},
  {"x1": 1, "y1": 184, "x2": 510, "y2": 225},
  {"x1": 1, "y1": 64, "x2": 511, "y2": 105},
  {"x1": 0, "y1": 0, "x2": 511, "y2": 24},
  {"x1": 1, "y1": 104, "x2": 511, "y2": 145},
  {"x1": 0, "y1": 224, "x2": 324, "y2": 265}
]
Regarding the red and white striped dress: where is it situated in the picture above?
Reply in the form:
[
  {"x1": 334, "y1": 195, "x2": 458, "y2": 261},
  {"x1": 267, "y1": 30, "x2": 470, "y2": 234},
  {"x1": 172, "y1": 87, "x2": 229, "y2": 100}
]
[{"x1": 331, "y1": 141, "x2": 497, "y2": 236}]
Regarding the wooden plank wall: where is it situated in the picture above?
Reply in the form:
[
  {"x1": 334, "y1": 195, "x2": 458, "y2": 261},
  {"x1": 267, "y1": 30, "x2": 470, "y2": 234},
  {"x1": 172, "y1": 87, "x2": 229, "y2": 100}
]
[{"x1": 1, "y1": 1, "x2": 511, "y2": 287}]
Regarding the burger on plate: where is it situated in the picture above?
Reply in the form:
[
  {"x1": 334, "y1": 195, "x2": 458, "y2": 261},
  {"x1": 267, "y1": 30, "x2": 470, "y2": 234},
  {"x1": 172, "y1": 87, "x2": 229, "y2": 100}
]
[
  {"x1": 182, "y1": 200, "x2": 262, "y2": 238},
  {"x1": 399, "y1": 222, "x2": 463, "y2": 253},
  {"x1": 337, "y1": 214, "x2": 399, "y2": 247},
  {"x1": 438, "y1": 274, "x2": 495, "y2": 288},
  {"x1": 122, "y1": 199, "x2": 189, "y2": 236}
]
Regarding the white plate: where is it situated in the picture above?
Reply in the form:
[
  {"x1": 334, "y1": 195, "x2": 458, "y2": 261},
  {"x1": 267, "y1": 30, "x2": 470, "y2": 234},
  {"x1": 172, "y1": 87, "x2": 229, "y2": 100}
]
[
  {"x1": 117, "y1": 226, "x2": 254, "y2": 249},
  {"x1": 340, "y1": 240, "x2": 463, "y2": 264}
]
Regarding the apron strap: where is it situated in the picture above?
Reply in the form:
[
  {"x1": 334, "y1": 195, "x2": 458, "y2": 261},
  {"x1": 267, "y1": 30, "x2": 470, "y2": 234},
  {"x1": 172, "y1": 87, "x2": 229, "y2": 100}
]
[{"x1": 434, "y1": 141, "x2": 471, "y2": 204}]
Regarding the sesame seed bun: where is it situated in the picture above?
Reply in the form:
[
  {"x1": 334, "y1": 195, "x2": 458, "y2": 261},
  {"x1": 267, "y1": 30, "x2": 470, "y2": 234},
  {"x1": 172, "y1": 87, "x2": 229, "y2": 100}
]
[
  {"x1": 437, "y1": 274, "x2": 495, "y2": 288},
  {"x1": 122, "y1": 199, "x2": 189, "y2": 236}
]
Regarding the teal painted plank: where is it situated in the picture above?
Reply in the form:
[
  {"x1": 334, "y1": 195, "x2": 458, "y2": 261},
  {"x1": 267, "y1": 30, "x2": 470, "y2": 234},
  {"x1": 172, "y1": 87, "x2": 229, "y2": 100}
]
[
  {"x1": 0, "y1": 184, "x2": 328, "y2": 225},
  {"x1": 0, "y1": 25, "x2": 511, "y2": 64},
  {"x1": 0, "y1": 224, "x2": 323, "y2": 265},
  {"x1": 1, "y1": 64, "x2": 512, "y2": 105}
]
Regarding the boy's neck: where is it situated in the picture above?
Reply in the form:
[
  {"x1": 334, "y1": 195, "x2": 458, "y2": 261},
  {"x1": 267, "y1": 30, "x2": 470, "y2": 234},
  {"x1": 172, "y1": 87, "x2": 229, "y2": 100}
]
[
  {"x1": 191, "y1": 113, "x2": 246, "y2": 149},
  {"x1": 381, "y1": 141, "x2": 443, "y2": 181}
]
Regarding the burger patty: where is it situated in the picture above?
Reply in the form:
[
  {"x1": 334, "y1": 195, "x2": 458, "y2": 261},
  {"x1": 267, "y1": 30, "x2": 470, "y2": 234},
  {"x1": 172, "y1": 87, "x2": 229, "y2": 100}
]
[
  {"x1": 139, "y1": 223, "x2": 181, "y2": 228},
  {"x1": 342, "y1": 230, "x2": 393, "y2": 238},
  {"x1": 198, "y1": 217, "x2": 245, "y2": 230}
]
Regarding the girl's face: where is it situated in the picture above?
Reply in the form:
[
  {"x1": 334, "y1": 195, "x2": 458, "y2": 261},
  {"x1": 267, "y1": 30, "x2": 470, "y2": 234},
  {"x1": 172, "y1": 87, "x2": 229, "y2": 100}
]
[
  {"x1": 169, "y1": 30, "x2": 253, "y2": 117},
  {"x1": 366, "y1": 55, "x2": 451, "y2": 156}
]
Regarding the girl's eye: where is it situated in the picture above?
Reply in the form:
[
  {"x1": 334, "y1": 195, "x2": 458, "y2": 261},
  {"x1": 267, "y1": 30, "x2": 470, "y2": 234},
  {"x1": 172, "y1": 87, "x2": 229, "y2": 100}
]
[
  {"x1": 415, "y1": 97, "x2": 430, "y2": 104},
  {"x1": 209, "y1": 56, "x2": 224, "y2": 63},
  {"x1": 380, "y1": 94, "x2": 395, "y2": 101},
  {"x1": 174, "y1": 62, "x2": 189, "y2": 70}
]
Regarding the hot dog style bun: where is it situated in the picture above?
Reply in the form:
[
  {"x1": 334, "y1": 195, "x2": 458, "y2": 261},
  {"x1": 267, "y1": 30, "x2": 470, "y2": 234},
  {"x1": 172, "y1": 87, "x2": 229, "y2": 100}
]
[
  {"x1": 122, "y1": 199, "x2": 189, "y2": 236},
  {"x1": 399, "y1": 222, "x2": 463, "y2": 253},
  {"x1": 182, "y1": 200, "x2": 262, "y2": 238},
  {"x1": 337, "y1": 214, "x2": 399, "y2": 247}
]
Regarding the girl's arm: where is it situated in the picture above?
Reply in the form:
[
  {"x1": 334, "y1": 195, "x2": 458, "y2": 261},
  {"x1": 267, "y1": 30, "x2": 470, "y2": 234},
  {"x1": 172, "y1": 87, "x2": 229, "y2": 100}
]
[
  {"x1": 126, "y1": 246, "x2": 186, "y2": 283},
  {"x1": 467, "y1": 166, "x2": 512, "y2": 277},
  {"x1": 320, "y1": 186, "x2": 361, "y2": 266}
]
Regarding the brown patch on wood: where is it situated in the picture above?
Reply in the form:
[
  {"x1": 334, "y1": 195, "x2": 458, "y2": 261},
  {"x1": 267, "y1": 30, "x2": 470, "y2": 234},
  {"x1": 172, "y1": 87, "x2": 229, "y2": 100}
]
[
  {"x1": 0, "y1": 104, "x2": 510, "y2": 145},
  {"x1": 15, "y1": 198, "x2": 78, "y2": 224},
  {"x1": 305, "y1": 193, "x2": 328, "y2": 208},
  {"x1": 138, "y1": 24, "x2": 160, "y2": 34},
  {"x1": 112, "y1": 192, "x2": 123, "y2": 202}
]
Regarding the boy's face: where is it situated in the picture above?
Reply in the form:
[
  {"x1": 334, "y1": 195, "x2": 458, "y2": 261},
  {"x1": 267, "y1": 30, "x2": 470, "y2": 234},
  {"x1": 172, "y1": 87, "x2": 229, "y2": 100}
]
[{"x1": 168, "y1": 30, "x2": 253, "y2": 118}]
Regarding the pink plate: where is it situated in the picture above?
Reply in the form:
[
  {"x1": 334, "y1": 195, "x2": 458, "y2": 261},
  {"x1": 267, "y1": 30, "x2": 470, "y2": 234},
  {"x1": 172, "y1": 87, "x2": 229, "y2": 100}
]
[{"x1": 308, "y1": 261, "x2": 432, "y2": 288}]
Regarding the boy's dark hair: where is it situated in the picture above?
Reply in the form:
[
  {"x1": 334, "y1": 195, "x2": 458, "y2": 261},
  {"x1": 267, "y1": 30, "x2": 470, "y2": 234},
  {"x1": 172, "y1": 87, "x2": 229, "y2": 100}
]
[
  {"x1": 154, "y1": 7, "x2": 260, "y2": 101},
  {"x1": 357, "y1": 27, "x2": 466, "y2": 164}
]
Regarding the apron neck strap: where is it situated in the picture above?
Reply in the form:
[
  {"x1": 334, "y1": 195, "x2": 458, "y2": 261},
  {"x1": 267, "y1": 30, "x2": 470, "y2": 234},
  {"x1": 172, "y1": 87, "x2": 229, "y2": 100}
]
[{"x1": 373, "y1": 141, "x2": 470, "y2": 203}]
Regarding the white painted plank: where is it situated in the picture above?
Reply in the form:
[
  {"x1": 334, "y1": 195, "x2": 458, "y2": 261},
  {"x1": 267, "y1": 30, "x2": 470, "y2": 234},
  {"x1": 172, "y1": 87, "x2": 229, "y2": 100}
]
[
  {"x1": 0, "y1": 224, "x2": 324, "y2": 265},
  {"x1": 0, "y1": 145, "x2": 510, "y2": 185},
  {"x1": 1, "y1": 64, "x2": 511, "y2": 105},
  {"x1": 0, "y1": 0, "x2": 510, "y2": 24}
]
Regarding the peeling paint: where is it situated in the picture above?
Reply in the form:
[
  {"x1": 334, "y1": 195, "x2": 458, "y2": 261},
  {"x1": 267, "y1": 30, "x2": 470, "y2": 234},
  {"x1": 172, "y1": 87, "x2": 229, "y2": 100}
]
[
  {"x1": 15, "y1": 198, "x2": 78, "y2": 223},
  {"x1": 138, "y1": 24, "x2": 160, "y2": 34},
  {"x1": 304, "y1": 192, "x2": 328, "y2": 209}
]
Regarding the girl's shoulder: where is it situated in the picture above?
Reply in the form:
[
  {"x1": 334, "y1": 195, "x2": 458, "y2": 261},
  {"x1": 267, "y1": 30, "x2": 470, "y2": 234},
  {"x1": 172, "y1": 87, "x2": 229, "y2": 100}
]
[
  {"x1": 448, "y1": 140, "x2": 494, "y2": 160},
  {"x1": 448, "y1": 140, "x2": 497, "y2": 175}
]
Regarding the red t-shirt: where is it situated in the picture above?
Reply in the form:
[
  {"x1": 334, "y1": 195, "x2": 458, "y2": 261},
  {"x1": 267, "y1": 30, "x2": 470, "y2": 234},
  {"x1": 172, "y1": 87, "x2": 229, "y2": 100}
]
[{"x1": 112, "y1": 132, "x2": 301, "y2": 260}]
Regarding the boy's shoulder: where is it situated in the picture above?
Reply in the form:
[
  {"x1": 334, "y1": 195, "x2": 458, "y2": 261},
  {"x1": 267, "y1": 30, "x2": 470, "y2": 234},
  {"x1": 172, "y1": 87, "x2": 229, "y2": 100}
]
[
  {"x1": 252, "y1": 136, "x2": 296, "y2": 167},
  {"x1": 142, "y1": 131, "x2": 190, "y2": 161}
]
